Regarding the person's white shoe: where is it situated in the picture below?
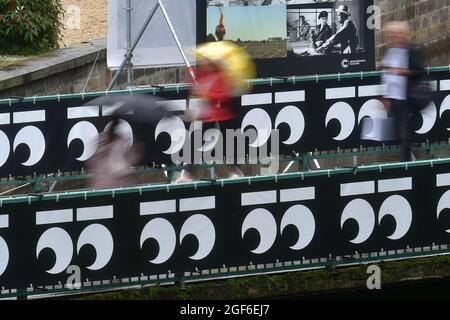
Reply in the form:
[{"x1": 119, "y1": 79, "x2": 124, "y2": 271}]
[
  {"x1": 172, "y1": 170, "x2": 194, "y2": 183},
  {"x1": 228, "y1": 166, "x2": 244, "y2": 179}
]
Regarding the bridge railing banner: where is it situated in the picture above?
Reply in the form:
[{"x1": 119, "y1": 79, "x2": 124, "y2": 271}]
[
  {"x1": 0, "y1": 69, "x2": 449, "y2": 177},
  {"x1": 0, "y1": 159, "x2": 450, "y2": 295}
]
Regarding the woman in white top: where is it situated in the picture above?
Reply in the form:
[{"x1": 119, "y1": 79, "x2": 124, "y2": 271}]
[{"x1": 381, "y1": 21, "x2": 423, "y2": 162}]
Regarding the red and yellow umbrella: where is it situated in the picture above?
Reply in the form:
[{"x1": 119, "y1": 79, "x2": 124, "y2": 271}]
[{"x1": 195, "y1": 41, "x2": 256, "y2": 96}]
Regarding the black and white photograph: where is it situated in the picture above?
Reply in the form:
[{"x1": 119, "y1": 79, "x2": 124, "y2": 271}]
[
  {"x1": 286, "y1": 1, "x2": 365, "y2": 58},
  {"x1": 208, "y1": 0, "x2": 337, "y2": 5},
  {"x1": 208, "y1": 0, "x2": 284, "y2": 6}
]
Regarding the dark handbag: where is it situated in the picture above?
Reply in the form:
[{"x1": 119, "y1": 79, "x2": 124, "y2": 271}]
[{"x1": 410, "y1": 82, "x2": 432, "y2": 112}]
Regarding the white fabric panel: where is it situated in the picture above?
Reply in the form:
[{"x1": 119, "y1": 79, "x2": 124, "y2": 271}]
[{"x1": 107, "y1": 0, "x2": 197, "y2": 69}]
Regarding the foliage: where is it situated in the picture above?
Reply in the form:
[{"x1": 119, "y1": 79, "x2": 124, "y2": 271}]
[
  {"x1": 0, "y1": 55, "x2": 28, "y2": 68},
  {"x1": 78, "y1": 256, "x2": 450, "y2": 300},
  {"x1": 0, "y1": 0, "x2": 64, "y2": 55}
]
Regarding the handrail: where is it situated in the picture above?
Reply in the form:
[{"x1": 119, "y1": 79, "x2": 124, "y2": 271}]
[
  {"x1": 1, "y1": 65, "x2": 449, "y2": 106},
  {"x1": 0, "y1": 140, "x2": 447, "y2": 195},
  {"x1": 1, "y1": 156, "x2": 449, "y2": 205}
]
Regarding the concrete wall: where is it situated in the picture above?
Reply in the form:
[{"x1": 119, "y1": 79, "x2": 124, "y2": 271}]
[
  {"x1": 0, "y1": 60, "x2": 183, "y2": 98},
  {"x1": 0, "y1": 38, "x2": 185, "y2": 98}
]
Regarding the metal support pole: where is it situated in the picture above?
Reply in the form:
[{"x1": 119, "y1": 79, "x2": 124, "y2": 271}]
[
  {"x1": 107, "y1": 2, "x2": 160, "y2": 91},
  {"x1": 157, "y1": 0, "x2": 196, "y2": 82},
  {"x1": 283, "y1": 161, "x2": 295, "y2": 174},
  {"x1": 352, "y1": 148, "x2": 358, "y2": 166},
  {"x1": 32, "y1": 176, "x2": 42, "y2": 193},
  {"x1": 301, "y1": 153, "x2": 310, "y2": 171},
  {"x1": 49, "y1": 172, "x2": 61, "y2": 193},
  {"x1": 126, "y1": 0, "x2": 134, "y2": 88},
  {"x1": 17, "y1": 289, "x2": 28, "y2": 300},
  {"x1": 428, "y1": 145, "x2": 436, "y2": 159},
  {"x1": 210, "y1": 166, "x2": 216, "y2": 179},
  {"x1": 175, "y1": 273, "x2": 186, "y2": 290},
  {"x1": 312, "y1": 158, "x2": 321, "y2": 169}
]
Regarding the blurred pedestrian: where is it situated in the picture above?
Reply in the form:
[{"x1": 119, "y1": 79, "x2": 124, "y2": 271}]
[
  {"x1": 189, "y1": 41, "x2": 255, "y2": 124},
  {"x1": 381, "y1": 21, "x2": 424, "y2": 162},
  {"x1": 175, "y1": 41, "x2": 256, "y2": 182},
  {"x1": 87, "y1": 118, "x2": 139, "y2": 189}
]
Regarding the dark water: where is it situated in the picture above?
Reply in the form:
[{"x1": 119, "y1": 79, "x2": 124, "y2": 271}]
[{"x1": 282, "y1": 278, "x2": 450, "y2": 300}]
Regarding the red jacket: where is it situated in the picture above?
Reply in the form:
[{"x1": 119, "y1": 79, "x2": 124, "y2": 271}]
[{"x1": 192, "y1": 68, "x2": 235, "y2": 123}]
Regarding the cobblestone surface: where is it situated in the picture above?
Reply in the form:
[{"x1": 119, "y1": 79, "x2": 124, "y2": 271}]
[{"x1": 61, "y1": 0, "x2": 108, "y2": 47}]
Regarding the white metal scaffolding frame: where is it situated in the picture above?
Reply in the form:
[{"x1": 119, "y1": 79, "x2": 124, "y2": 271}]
[{"x1": 107, "y1": 0, "x2": 196, "y2": 91}]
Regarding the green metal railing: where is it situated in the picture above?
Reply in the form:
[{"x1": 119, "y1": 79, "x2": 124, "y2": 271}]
[
  {"x1": 1, "y1": 139, "x2": 448, "y2": 196},
  {"x1": 0, "y1": 65, "x2": 449, "y2": 193},
  {"x1": 1, "y1": 149, "x2": 450, "y2": 299},
  {"x1": 3, "y1": 239, "x2": 449, "y2": 300},
  {"x1": 1, "y1": 155, "x2": 450, "y2": 204},
  {"x1": 1, "y1": 66, "x2": 449, "y2": 106}
]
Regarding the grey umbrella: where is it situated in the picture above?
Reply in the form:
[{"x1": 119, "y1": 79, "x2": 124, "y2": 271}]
[
  {"x1": 86, "y1": 93, "x2": 185, "y2": 165},
  {"x1": 87, "y1": 94, "x2": 176, "y2": 125}
]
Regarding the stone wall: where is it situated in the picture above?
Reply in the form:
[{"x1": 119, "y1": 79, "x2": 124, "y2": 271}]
[
  {"x1": 0, "y1": 38, "x2": 185, "y2": 98},
  {"x1": 0, "y1": 62, "x2": 183, "y2": 98},
  {"x1": 374, "y1": 0, "x2": 450, "y2": 66}
]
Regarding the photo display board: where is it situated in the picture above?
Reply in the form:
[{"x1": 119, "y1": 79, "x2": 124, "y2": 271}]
[
  {"x1": 199, "y1": 0, "x2": 376, "y2": 77},
  {"x1": 107, "y1": 1, "x2": 375, "y2": 76}
]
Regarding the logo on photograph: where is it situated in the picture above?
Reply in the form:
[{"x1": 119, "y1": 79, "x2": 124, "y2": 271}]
[{"x1": 341, "y1": 59, "x2": 350, "y2": 69}]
